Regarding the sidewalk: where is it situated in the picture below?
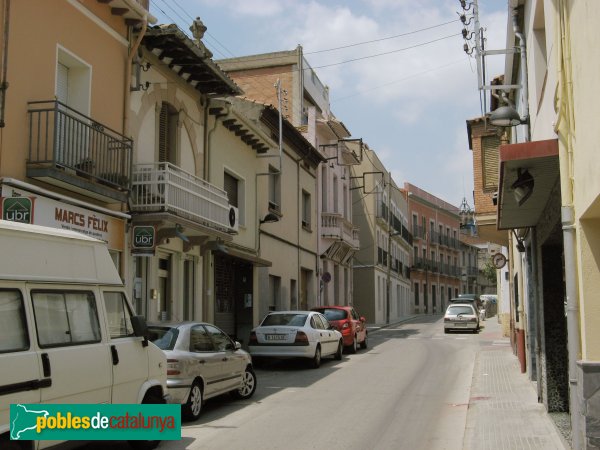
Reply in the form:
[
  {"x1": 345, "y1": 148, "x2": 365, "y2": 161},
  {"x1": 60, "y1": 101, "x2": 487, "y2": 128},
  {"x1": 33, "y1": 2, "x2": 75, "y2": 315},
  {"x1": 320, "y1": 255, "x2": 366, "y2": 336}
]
[{"x1": 463, "y1": 317, "x2": 570, "y2": 450}]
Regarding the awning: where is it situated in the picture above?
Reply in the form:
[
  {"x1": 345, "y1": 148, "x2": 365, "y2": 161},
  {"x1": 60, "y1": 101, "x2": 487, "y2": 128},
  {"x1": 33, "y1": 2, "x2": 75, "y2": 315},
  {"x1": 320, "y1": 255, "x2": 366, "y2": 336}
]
[
  {"x1": 216, "y1": 245, "x2": 272, "y2": 267},
  {"x1": 497, "y1": 139, "x2": 560, "y2": 230}
]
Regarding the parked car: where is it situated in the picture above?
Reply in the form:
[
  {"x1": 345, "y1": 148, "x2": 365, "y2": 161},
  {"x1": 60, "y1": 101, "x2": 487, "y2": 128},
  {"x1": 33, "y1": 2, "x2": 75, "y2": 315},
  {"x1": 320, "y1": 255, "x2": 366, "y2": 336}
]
[
  {"x1": 311, "y1": 305, "x2": 368, "y2": 353},
  {"x1": 248, "y1": 311, "x2": 343, "y2": 368},
  {"x1": 443, "y1": 303, "x2": 480, "y2": 333},
  {"x1": 456, "y1": 293, "x2": 483, "y2": 310},
  {"x1": 148, "y1": 322, "x2": 257, "y2": 421}
]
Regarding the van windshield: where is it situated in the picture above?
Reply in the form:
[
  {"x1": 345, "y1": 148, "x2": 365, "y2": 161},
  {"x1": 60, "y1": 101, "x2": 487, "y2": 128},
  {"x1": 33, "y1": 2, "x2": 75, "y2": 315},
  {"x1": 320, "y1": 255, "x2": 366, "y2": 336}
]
[{"x1": 149, "y1": 326, "x2": 179, "y2": 350}]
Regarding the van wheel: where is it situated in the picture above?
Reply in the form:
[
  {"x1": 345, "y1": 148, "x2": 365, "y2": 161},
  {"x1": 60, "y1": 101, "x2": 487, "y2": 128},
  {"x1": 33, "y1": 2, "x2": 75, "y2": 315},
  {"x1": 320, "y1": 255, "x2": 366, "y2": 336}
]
[
  {"x1": 183, "y1": 381, "x2": 203, "y2": 421},
  {"x1": 128, "y1": 391, "x2": 163, "y2": 450},
  {"x1": 1, "y1": 433, "x2": 32, "y2": 450}
]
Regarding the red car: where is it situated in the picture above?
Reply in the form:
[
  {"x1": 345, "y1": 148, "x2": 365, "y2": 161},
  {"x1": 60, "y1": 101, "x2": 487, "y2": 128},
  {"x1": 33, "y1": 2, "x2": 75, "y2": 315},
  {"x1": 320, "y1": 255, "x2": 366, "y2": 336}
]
[{"x1": 311, "y1": 306, "x2": 368, "y2": 353}]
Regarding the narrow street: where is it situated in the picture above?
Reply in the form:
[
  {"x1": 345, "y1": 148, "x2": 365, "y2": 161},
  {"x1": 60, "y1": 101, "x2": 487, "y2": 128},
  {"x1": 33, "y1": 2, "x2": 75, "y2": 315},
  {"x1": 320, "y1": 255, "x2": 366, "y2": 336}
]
[{"x1": 159, "y1": 315, "x2": 479, "y2": 450}]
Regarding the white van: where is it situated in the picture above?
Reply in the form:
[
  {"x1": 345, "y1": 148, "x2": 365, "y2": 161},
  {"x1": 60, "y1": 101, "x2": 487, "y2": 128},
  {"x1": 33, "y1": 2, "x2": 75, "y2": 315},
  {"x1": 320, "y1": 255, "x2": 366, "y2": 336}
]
[{"x1": 0, "y1": 220, "x2": 168, "y2": 450}]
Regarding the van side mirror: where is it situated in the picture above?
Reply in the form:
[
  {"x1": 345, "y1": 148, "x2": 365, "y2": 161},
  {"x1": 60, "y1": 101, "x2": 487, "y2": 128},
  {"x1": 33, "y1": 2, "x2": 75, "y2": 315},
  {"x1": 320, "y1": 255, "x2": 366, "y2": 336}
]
[{"x1": 131, "y1": 315, "x2": 149, "y2": 347}]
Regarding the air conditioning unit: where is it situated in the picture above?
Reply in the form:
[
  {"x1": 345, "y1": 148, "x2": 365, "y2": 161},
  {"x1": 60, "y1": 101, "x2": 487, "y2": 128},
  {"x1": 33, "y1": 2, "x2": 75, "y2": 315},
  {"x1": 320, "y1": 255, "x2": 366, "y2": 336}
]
[{"x1": 228, "y1": 205, "x2": 239, "y2": 232}]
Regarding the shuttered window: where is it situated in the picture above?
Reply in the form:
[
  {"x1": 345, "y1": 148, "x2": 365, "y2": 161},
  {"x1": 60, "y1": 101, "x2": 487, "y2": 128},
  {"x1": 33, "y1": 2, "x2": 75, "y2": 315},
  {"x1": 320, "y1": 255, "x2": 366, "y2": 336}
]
[
  {"x1": 482, "y1": 135, "x2": 500, "y2": 189},
  {"x1": 57, "y1": 63, "x2": 69, "y2": 105},
  {"x1": 224, "y1": 172, "x2": 238, "y2": 207},
  {"x1": 159, "y1": 102, "x2": 177, "y2": 164}
]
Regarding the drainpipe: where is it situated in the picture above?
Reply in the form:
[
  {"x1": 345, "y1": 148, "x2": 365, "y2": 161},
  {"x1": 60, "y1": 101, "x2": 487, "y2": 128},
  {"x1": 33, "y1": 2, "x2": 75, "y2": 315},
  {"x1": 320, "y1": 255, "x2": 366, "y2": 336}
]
[
  {"x1": 511, "y1": 7, "x2": 528, "y2": 375},
  {"x1": 123, "y1": 16, "x2": 147, "y2": 137},
  {"x1": 554, "y1": 0, "x2": 582, "y2": 447},
  {"x1": 0, "y1": 0, "x2": 10, "y2": 129}
]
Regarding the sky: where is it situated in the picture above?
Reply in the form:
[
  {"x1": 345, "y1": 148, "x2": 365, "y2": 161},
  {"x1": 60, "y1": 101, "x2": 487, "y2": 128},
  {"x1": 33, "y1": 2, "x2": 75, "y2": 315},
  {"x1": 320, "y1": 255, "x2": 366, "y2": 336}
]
[{"x1": 149, "y1": 0, "x2": 508, "y2": 209}]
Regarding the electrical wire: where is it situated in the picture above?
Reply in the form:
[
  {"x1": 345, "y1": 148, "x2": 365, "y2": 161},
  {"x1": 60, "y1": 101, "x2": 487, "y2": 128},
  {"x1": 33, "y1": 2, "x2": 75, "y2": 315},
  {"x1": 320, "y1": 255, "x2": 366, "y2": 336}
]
[
  {"x1": 332, "y1": 59, "x2": 464, "y2": 103},
  {"x1": 151, "y1": 0, "x2": 230, "y2": 59},
  {"x1": 304, "y1": 19, "x2": 459, "y2": 55},
  {"x1": 168, "y1": 0, "x2": 237, "y2": 58},
  {"x1": 310, "y1": 33, "x2": 460, "y2": 70}
]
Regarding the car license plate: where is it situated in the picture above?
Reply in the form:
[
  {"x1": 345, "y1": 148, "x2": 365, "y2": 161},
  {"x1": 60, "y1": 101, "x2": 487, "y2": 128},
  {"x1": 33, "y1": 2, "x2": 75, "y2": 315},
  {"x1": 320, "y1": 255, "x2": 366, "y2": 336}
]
[
  {"x1": 454, "y1": 322, "x2": 467, "y2": 327},
  {"x1": 265, "y1": 334, "x2": 286, "y2": 341}
]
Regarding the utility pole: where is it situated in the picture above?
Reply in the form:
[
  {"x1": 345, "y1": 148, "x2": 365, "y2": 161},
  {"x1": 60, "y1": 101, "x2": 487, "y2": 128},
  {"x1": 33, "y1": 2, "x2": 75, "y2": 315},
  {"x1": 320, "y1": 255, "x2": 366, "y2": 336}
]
[{"x1": 386, "y1": 171, "x2": 391, "y2": 324}]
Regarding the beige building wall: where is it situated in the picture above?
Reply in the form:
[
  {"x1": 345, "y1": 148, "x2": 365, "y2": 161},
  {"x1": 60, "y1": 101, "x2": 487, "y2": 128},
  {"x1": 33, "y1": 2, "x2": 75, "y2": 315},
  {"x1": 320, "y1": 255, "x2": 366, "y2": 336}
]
[
  {"x1": 567, "y1": 1, "x2": 600, "y2": 362},
  {"x1": 1, "y1": 0, "x2": 127, "y2": 185}
]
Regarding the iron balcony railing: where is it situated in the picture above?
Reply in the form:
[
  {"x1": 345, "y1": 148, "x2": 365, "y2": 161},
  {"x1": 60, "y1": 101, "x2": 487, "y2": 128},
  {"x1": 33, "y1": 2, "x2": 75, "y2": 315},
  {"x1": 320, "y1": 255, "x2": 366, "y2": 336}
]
[
  {"x1": 27, "y1": 100, "x2": 132, "y2": 191},
  {"x1": 130, "y1": 162, "x2": 232, "y2": 232}
]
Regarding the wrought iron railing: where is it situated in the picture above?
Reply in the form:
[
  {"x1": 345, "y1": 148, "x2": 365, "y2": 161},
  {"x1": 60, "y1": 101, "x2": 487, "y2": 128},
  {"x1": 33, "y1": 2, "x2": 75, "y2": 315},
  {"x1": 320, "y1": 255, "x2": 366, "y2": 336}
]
[
  {"x1": 130, "y1": 162, "x2": 232, "y2": 232},
  {"x1": 27, "y1": 100, "x2": 132, "y2": 191}
]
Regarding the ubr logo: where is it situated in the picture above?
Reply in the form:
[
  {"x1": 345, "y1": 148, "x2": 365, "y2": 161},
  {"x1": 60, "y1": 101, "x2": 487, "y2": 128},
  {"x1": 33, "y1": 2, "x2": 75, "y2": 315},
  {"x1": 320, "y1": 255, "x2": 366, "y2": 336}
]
[
  {"x1": 133, "y1": 226, "x2": 155, "y2": 249},
  {"x1": 2, "y1": 197, "x2": 33, "y2": 223}
]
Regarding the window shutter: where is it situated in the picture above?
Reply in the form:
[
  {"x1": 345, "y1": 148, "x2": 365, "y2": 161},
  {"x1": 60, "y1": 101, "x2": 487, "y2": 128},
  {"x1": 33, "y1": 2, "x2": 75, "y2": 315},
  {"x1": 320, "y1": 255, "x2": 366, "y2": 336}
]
[
  {"x1": 159, "y1": 103, "x2": 168, "y2": 162},
  {"x1": 224, "y1": 173, "x2": 238, "y2": 207},
  {"x1": 482, "y1": 135, "x2": 500, "y2": 189},
  {"x1": 56, "y1": 63, "x2": 69, "y2": 105}
]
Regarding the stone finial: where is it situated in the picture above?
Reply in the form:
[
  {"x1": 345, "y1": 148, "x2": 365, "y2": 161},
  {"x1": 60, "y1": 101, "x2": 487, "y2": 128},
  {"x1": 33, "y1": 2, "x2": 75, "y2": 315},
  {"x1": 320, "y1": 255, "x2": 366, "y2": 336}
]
[{"x1": 190, "y1": 17, "x2": 207, "y2": 41}]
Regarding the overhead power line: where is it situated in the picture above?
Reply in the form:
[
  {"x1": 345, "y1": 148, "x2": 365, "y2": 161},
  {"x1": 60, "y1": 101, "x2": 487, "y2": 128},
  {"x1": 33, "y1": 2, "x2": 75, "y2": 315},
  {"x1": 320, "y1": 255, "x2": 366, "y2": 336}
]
[
  {"x1": 310, "y1": 33, "x2": 461, "y2": 70},
  {"x1": 304, "y1": 19, "x2": 459, "y2": 55}
]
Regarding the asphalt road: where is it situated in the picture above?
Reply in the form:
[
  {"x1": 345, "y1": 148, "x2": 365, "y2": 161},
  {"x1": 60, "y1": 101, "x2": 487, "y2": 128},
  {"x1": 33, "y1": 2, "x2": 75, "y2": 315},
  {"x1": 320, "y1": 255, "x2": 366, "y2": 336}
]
[{"x1": 82, "y1": 315, "x2": 482, "y2": 450}]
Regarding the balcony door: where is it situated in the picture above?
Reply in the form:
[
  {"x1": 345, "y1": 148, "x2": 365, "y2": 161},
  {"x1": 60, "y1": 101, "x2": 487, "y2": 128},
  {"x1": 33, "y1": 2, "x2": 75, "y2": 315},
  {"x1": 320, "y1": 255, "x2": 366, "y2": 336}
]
[{"x1": 55, "y1": 49, "x2": 91, "y2": 168}]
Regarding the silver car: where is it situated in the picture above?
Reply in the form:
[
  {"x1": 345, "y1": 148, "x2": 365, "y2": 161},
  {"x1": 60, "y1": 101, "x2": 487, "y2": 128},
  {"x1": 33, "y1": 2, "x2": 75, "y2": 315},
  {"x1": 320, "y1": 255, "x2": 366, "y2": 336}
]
[{"x1": 148, "y1": 322, "x2": 256, "y2": 421}]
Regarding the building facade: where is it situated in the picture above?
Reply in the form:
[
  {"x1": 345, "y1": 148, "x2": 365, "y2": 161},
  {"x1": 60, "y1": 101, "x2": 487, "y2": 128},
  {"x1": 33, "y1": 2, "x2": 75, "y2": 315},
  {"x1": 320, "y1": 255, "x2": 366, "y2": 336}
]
[
  {"x1": 218, "y1": 46, "x2": 360, "y2": 309},
  {"x1": 0, "y1": 0, "x2": 152, "y2": 283},
  {"x1": 351, "y1": 146, "x2": 412, "y2": 324},
  {"x1": 466, "y1": 0, "x2": 600, "y2": 447},
  {"x1": 403, "y1": 183, "x2": 462, "y2": 314}
]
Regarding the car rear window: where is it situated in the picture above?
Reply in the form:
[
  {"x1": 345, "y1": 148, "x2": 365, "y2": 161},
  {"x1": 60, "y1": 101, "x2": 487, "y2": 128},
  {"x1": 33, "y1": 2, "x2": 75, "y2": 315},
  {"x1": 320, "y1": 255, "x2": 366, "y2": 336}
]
[
  {"x1": 149, "y1": 326, "x2": 179, "y2": 350},
  {"x1": 262, "y1": 313, "x2": 308, "y2": 327},
  {"x1": 318, "y1": 309, "x2": 347, "y2": 321},
  {"x1": 447, "y1": 306, "x2": 475, "y2": 316}
]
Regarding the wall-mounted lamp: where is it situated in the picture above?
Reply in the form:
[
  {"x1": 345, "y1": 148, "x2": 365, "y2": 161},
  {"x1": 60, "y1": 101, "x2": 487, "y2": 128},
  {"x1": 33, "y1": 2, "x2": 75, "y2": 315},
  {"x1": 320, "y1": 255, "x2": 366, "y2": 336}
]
[
  {"x1": 512, "y1": 229, "x2": 526, "y2": 253},
  {"x1": 511, "y1": 168, "x2": 534, "y2": 206},
  {"x1": 259, "y1": 212, "x2": 279, "y2": 225},
  {"x1": 174, "y1": 224, "x2": 189, "y2": 243},
  {"x1": 489, "y1": 105, "x2": 528, "y2": 127}
]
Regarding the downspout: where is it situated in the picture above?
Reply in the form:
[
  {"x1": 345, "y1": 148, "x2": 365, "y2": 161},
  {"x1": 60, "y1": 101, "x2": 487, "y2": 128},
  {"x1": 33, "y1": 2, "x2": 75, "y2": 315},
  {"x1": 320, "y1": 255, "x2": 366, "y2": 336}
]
[
  {"x1": 554, "y1": 1, "x2": 582, "y2": 447},
  {"x1": 0, "y1": 0, "x2": 10, "y2": 129},
  {"x1": 123, "y1": 16, "x2": 147, "y2": 137},
  {"x1": 511, "y1": 7, "x2": 528, "y2": 375}
]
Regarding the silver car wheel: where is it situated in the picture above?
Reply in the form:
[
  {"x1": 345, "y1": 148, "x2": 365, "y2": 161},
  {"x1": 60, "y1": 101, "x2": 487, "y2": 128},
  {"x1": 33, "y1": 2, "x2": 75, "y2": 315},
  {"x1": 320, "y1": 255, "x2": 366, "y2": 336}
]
[
  {"x1": 238, "y1": 369, "x2": 256, "y2": 398},
  {"x1": 189, "y1": 384, "x2": 202, "y2": 417}
]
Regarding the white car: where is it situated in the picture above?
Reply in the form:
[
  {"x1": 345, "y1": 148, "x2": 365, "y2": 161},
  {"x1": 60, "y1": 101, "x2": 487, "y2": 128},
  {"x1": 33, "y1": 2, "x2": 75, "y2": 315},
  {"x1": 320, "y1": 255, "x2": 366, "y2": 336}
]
[
  {"x1": 443, "y1": 303, "x2": 480, "y2": 333},
  {"x1": 248, "y1": 311, "x2": 344, "y2": 368}
]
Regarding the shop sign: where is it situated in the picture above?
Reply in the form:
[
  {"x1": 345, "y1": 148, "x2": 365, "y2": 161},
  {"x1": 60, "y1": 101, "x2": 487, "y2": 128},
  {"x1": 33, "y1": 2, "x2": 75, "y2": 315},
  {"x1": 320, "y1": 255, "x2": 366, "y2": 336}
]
[
  {"x1": 0, "y1": 186, "x2": 125, "y2": 251},
  {"x1": 2, "y1": 197, "x2": 33, "y2": 223},
  {"x1": 132, "y1": 226, "x2": 155, "y2": 256}
]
